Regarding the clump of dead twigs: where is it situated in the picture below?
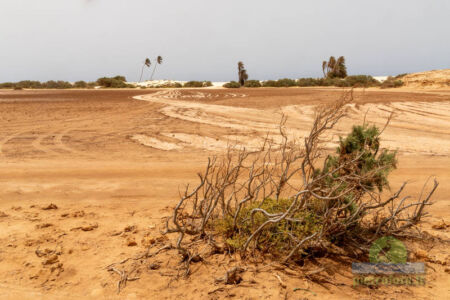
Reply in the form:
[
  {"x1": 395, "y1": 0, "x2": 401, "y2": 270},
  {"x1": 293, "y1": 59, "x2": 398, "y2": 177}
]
[{"x1": 162, "y1": 91, "x2": 438, "y2": 274}]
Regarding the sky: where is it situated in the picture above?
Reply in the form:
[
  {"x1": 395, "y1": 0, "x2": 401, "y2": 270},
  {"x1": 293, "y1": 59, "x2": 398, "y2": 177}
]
[{"x1": 0, "y1": 0, "x2": 449, "y2": 82}]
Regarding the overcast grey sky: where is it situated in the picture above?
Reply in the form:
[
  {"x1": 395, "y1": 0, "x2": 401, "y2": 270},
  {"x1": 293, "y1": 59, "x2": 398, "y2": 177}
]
[{"x1": 0, "y1": 0, "x2": 449, "y2": 82}]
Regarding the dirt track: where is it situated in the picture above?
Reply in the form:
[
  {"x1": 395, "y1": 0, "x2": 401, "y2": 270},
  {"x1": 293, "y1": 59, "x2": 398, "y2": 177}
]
[{"x1": 0, "y1": 88, "x2": 449, "y2": 299}]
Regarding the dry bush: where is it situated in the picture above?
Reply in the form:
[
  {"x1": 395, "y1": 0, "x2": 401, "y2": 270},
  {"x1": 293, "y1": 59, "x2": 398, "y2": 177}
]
[{"x1": 163, "y1": 91, "x2": 438, "y2": 270}]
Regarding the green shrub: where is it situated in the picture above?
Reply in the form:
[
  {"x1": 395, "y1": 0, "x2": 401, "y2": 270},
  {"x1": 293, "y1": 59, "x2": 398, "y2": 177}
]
[
  {"x1": 277, "y1": 78, "x2": 298, "y2": 87},
  {"x1": 213, "y1": 124, "x2": 397, "y2": 257},
  {"x1": 297, "y1": 78, "x2": 320, "y2": 87},
  {"x1": 380, "y1": 76, "x2": 404, "y2": 89},
  {"x1": 156, "y1": 82, "x2": 183, "y2": 88},
  {"x1": 263, "y1": 78, "x2": 297, "y2": 87},
  {"x1": 344, "y1": 75, "x2": 379, "y2": 87},
  {"x1": 214, "y1": 198, "x2": 323, "y2": 254},
  {"x1": 261, "y1": 80, "x2": 277, "y2": 87},
  {"x1": 16, "y1": 81, "x2": 43, "y2": 89},
  {"x1": 223, "y1": 81, "x2": 241, "y2": 88},
  {"x1": 96, "y1": 76, "x2": 133, "y2": 88},
  {"x1": 113, "y1": 75, "x2": 127, "y2": 82},
  {"x1": 243, "y1": 80, "x2": 262, "y2": 87},
  {"x1": 42, "y1": 80, "x2": 73, "y2": 89},
  {"x1": 74, "y1": 81, "x2": 88, "y2": 88},
  {"x1": 0, "y1": 82, "x2": 15, "y2": 89},
  {"x1": 183, "y1": 81, "x2": 211, "y2": 88}
]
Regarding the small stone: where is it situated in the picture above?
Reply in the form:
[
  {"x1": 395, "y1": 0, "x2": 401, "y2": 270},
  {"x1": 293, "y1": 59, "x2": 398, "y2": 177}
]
[
  {"x1": 42, "y1": 204, "x2": 58, "y2": 210},
  {"x1": 148, "y1": 263, "x2": 160, "y2": 270},
  {"x1": 42, "y1": 255, "x2": 59, "y2": 265},
  {"x1": 141, "y1": 236, "x2": 156, "y2": 248},
  {"x1": 127, "y1": 238, "x2": 137, "y2": 247},
  {"x1": 71, "y1": 223, "x2": 98, "y2": 231},
  {"x1": 35, "y1": 223, "x2": 53, "y2": 229},
  {"x1": 415, "y1": 249, "x2": 429, "y2": 260},
  {"x1": 72, "y1": 210, "x2": 85, "y2": 218},
  {"x1": 124, "y1": 225, "x2": 137, "y2": 233},
  {"x1": 81, "y1": 224, "x2": 98, "y2": 231}
]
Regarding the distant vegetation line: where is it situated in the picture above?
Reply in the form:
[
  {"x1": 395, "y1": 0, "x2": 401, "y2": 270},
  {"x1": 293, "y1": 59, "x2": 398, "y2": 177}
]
[
  {"x1": 0, "y1": 56, "x2": 405, "y2": 90},
  {"x1": 224, "y1": 75, "x2": 404, "y2": 89},
  {"x1": 0, "y1": 75, "x2": 404, "y2": 90}
]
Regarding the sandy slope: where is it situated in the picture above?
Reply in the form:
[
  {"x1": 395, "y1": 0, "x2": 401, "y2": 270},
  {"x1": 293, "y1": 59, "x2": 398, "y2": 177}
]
[
  {"x1": 0, "y1": 88, "x2": 449, "y2": 299},
  {"x1": 401, "y1": 69, "x2": 450, "y2": 89}
]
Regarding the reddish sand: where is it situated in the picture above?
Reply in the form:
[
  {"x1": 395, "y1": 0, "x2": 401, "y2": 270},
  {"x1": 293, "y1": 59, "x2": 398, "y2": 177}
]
[{"x1": 0, "y1": 88, "x2": 449, "y2": 299}]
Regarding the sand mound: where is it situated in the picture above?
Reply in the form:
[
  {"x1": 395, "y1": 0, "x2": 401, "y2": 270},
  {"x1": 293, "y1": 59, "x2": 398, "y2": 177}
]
[{"x1": 401, "y1": 69, "x2": 450, "y2": 89}]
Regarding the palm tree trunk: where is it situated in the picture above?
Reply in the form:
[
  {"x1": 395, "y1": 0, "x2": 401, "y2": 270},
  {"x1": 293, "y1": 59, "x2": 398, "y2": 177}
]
[
  {"x1": 139, "y1": 64, "x2": 145, "y2": 82},
  {"x1": 150, "y1": 64, "x2": 157, "y2": 81}
]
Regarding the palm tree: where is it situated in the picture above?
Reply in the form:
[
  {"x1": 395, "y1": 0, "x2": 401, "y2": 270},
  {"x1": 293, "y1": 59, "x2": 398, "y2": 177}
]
[
  {"x1": 139, "y1": 58, "x2": 151, "y2": 82},
  {"x1": 335, "y1": 56, "x2": 347, "y2": 78},
  {"x1": 326, "y1": 56, "x2": 337, "y2": 78},
  {"x1": 150, "y1": 56, "x2": 163, "y2": 81},
  {"x1": 238, "y1": 61, "x2": 248, "y2": 86},
  {"x1": 322, "y1": 61, "x2": 327, "y2": 78}
]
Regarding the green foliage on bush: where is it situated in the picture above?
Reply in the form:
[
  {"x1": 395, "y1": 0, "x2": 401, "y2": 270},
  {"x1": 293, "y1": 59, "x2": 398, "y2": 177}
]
[
  {"x1": 113, "y1": 75, "x2": 126, "y2": 82},
  {"x1": 262, "y1": 78, "x2": 297, "y2": 87},
  {"x1": 344, "y1": 75, "x2": 380, "y2": 87},
  {"x1": 297, "y1": 78, "x2": 320, "y2": 87},
  {"x1": 243, "y1": 80, "x2": 262, "y2": 88},
  {"x1": 223, "y1": 81, "x2": 241, "y2": 88},
  {"x1": 96, "y1": 76, "x2": 133, "y2": 88},
  {"x1": 213, "y1": 124, "x2": 397, "y2": 257},
  {"x1": 155, "y1": 82, "x2": 183, "y2": 88},
  {"x1": 43, "y1": 80, "x2": 73, "y2": 89},
  {"x1": 16, "y1": 81, "x2": 43, "y2": 89},
  {"x1": 214, "y1": 198, "x2": 323, "y2": 254},
  {"x1": 183, "y1": 81, "x2": 212, "y2": 88},
  {"x1": 73, "y1": 81, "x2": 88, "y2": 88},
  {"x1": 329, "y1": 124, "x2": 396, "y2": 191},
  {"x1": 0, "y1": 80, "x2": 74, "y2": 89},
  {"x1": 0, "y1": 82, "x2": 15, "y2": 89},
  {"x1": 380, "y1": 76, "x2": 404, "y2": 89},
  {"x1": 261, "y1": 80, "x2": 277, "y2": 87}
]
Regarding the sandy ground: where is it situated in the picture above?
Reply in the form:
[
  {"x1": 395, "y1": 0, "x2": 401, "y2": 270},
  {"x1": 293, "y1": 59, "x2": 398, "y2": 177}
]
[{"x1": 0, "y1": 88, "x2": 449, "y2": 299}]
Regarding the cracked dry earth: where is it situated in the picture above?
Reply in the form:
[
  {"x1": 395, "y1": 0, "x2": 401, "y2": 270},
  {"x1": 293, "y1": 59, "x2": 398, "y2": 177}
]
[{"x1": 0, "y1": 88, "x2": 449, "y2": 299}]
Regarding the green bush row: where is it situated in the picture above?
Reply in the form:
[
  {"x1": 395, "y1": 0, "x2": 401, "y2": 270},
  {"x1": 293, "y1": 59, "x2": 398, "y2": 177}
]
[
  {"x1": 0, "y1": 76, "x2": 134, "y2": 89},
  {"x1": 0, "y1": 80, "x2": 76, "y2": 89},
  {"x1": 223, "y1": 75, "x2": 403, "y2": 89}
]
